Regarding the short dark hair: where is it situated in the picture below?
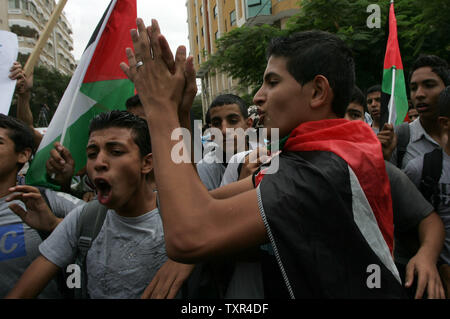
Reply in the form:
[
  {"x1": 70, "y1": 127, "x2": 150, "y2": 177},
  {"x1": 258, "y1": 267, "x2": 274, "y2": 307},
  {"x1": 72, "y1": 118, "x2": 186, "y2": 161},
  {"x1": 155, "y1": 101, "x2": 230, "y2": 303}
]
[
  {"x1": 266, "y1": 30, "x2": 355, "y2": 118},
  {"x1": 438, "y1": 86, "x2": 450, "y2": 117},
  {"x1": 350, "y1": 86, "x2": 368, "y2": 113},
  {"x1": 125, "y1": 94, "x2": 142, "y2": 110},
  {"x1": 89, "y1": 110, "x2": 151, "y2": 156},
  {"x1": 0, "y1": 114, "x2": 35, "y2": 170},
  {"x1": 409, "y1": 55, "x2": 450, "y2": 86},
  {"x1": 0, "y1": 114, "x2": 35, "y2": 153},
  {"x1": 205, "y1": 108, "x2": 211, "y2": 125},
  {"x1": 366, "y1": 85, "x2": 381, "y2": 95},
  {"x1": 209, "y1": 94, "x2": 248, "y2": 118}
]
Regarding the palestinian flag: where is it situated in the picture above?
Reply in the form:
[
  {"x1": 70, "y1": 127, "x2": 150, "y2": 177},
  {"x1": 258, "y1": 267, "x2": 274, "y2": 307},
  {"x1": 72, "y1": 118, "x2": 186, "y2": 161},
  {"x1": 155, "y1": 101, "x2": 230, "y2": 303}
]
[
  {"x1": 255, "y1": 120, "x2": 404, "y2": 298},
  {"x1": 26, "y1": 0, "x2": 136, "y2": 188},
  {"x1": 380, "y1": 1, "x2": 408, "y2": 127}
]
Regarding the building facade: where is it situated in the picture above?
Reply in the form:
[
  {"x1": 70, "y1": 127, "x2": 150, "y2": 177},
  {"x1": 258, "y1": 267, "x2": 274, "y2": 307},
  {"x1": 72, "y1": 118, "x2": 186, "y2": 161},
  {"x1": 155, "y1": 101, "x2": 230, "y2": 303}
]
[
  {"x1": 186, "y1": 0, "x2": 300, "y2": 120},
  {"x1": 1, "y1": 0, "x2": 76, "y2": 75}
]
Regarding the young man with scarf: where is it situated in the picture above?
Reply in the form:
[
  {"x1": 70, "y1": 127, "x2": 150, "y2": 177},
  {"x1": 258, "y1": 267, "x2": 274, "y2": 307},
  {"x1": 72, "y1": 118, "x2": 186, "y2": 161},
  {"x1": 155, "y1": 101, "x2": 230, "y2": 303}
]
[{"x1": 122, "y1": 19, "x2": 405, "y2": 298}]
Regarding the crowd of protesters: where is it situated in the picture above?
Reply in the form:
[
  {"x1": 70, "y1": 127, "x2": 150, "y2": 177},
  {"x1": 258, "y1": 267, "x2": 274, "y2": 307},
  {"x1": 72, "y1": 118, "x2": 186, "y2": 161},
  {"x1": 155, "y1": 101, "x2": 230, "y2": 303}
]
[{"x1": 1, "y1": 18, "x2": 449, "y2": 299}]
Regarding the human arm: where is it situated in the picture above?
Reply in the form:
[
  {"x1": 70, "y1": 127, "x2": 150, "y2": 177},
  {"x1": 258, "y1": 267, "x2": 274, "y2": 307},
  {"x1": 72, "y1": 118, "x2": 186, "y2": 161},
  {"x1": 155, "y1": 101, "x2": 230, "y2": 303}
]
[
  {"x1": 141, "y1": 259, "x2": 195, "y2": 299},
  {"x1": 9, "y1": 62, "x2": 33, "y2": 127},
  {"x1": 405, "y1": 212, "x2": 445, "y2": 299},
  {"x1": 120, "y1": 19, "x2": 267, "y2": 263},
  {"x1": 386, "y1": 161, "x2": 445, "y2": 298},
  {"x1": 5, "y1": 255, "x2": 60, "y2": 299},
  {"x1": 6, "y1": 185, "x2": 62, "y2": 233},
  {"x1": 9, "y1": 62, "x2": 43, "y2": 146}
]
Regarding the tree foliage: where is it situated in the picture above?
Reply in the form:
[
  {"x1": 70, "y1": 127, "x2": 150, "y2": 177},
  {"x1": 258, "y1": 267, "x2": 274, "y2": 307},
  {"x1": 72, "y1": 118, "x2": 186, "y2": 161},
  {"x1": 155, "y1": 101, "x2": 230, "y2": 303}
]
[
  {"x1": 191, "y1": 95, "x2": 203, "y2": 120},
  {"x1": 9, "y1": 64, "x2": 71, "y2": 126},
  {"x1": 203, "y1": 0, "x2": 450, "y2": 94},
  {"x1": 204, "y1": 24, "x2": 285, "y2": 92}
]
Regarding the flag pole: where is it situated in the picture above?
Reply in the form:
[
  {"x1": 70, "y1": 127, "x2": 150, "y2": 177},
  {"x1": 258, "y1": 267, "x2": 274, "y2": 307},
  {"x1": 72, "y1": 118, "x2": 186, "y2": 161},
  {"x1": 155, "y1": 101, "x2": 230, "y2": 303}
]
[
  {"x1": 388, "y1": 66, "x2": 396, "y2": 124},
  {"x1": 23, "y1": 0, "x2": 68, "y2": 78}
]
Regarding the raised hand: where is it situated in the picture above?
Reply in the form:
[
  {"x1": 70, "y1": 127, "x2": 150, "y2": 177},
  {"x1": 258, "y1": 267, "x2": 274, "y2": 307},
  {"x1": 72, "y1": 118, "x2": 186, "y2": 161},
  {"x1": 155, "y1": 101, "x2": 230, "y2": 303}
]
[
  {"x1": 6, "y1": 185, "x2": 62, "y2": 233},
  {"x1": 120, "y1": 18, "x2": 187, "y2": 118},
  {"x1": 377, "y1": 123, "x2": 397, "y2": 160},
  {"x1": 9, "y1": 62, "x2": 33, "y2": 95},
  {"x1": 46, "y1": 142, "x2": 75, "y2": 191}
]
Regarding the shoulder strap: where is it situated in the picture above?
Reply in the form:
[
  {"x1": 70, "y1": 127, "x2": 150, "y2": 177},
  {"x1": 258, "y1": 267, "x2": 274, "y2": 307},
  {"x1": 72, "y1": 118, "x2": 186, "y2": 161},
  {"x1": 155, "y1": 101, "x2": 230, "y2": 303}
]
[
  {"x1": 73, "y1": 200, "x2": 108, "y2": 299},
  {"x1": 396, "y1": 122, "x2": 410, "y2": 168},
  {"x1": 420, "y1": 148, "x2": 443, "y2": 210},
  {"x1": 35, "y1": 186, "x2": 52, "y2": 240}
]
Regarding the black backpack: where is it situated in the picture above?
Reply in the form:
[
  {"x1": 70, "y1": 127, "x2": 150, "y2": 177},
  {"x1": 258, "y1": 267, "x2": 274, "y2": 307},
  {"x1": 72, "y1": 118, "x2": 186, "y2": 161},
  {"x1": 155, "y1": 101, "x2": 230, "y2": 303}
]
[{"x1": 419, "y1": 148, "x2": 443, "y2": 211}]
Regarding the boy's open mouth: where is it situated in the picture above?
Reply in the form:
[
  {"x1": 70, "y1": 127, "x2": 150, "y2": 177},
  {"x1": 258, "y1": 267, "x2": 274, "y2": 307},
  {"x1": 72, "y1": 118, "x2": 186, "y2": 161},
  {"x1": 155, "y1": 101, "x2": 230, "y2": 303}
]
[{"x1": 94, "y1": 178, "x2": 112, "y2": 205}]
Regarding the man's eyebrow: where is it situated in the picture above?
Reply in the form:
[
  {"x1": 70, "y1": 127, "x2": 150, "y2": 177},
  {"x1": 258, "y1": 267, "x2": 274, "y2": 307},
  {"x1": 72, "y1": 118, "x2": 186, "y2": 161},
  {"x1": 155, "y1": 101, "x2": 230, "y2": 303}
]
[
  {"x1": 410, "y1": 78, "x2": 439, "y2": 85},
  {"x1": 264, "y1": 72, "x2": 278, "y2": 81},
  {"x1": 226, "y1": 113, "x2": 241, "y2": 118},
  {"x1": 105, "y1": 141, "x2": 126, "y2": 147},
  {"x1": 86, "y1": 143, "x2": 98, "y2": 149}
]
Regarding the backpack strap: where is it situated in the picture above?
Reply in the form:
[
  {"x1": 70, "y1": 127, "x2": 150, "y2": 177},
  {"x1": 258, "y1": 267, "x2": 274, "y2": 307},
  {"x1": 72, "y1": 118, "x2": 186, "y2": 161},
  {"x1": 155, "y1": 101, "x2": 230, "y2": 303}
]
[
  {"x1": 419, "y1": 148, "x2": 443, "y2": 211},
  {"x1": 35, "y1": 186, "x2": 52, "y2": 240},
  {"x1": 72, "y1": 200, "x2": 108, "y2": 299},
  {"x1": 396, "y1": 122, "x2": 410, "y2": 168}
]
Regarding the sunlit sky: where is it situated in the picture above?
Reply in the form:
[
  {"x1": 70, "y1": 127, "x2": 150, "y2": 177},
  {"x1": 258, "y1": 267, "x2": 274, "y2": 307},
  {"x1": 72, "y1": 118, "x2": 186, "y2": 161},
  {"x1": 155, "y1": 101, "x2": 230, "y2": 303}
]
[{"x1": 62, "y1": 0, "x2": 190, "y2": 61}]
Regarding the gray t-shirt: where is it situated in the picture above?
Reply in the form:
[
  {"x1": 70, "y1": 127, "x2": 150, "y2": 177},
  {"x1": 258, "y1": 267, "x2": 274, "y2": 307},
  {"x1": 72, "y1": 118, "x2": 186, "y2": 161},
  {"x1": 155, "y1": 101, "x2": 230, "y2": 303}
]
[
  {"x1": 403, "y1": 151, "x2": 450, "y2": 265},
  {"x1": 197, "y1": 149, "x2": 227, "y2": 190},
  {"x1": 39, "y1": 205, "x2": 168, "y2": 299},
  {"x1": 384, "y1": 161, "x2": 434, "y2": 265},
  {"x1": 392, "y1": 118, "x2": 441, "y2": 169},
  {"x1": 0, "y1": 189, "x2": 83, "y2": 298},
  {"x1": 220, "y1": 150, "x2": 252, "y2": 187}
]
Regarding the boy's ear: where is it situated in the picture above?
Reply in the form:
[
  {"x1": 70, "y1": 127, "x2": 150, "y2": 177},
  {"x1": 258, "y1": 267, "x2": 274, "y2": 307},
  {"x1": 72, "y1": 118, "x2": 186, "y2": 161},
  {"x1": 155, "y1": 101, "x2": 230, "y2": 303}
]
[
  {"x1": 245, "y1": 117, "x2": 253, "y2": 128},
  {"x1": 17, "y1": 148, "x2": 32, "y2": 166},
  {"x1": 142, "y1": 153, "x2": 153, "y2": 175},
  {"x1": 310, "y1": 75, "x2": 332, "y2": 110},
  {"x1": 438, "y1": 116, "x2": 449, "y2": 131}
]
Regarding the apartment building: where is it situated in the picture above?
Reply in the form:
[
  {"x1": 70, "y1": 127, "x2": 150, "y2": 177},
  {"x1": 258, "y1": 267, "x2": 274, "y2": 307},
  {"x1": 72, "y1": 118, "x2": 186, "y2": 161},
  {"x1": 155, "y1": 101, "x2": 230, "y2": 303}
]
[
  {"x1": 186, "y1": 0, "x2": 300, "y2": 119},
  {"x1": 1, "y1": 0, "x2": 76, "y2": 75}
]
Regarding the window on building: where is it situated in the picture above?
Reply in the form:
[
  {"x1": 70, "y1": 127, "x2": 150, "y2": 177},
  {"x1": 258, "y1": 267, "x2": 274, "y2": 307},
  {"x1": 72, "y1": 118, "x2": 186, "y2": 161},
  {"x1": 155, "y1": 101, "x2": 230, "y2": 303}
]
[
  {"x1": 230, "y1": 10, "x2": 236, "y2": 26},
  {"x1": 215, "y1": 31, "x2": 218, "y2": 40},
  {"x1": 248, "y1": 0, "x2": 261, "y2": 6},
  {"x1": 200, "y1": 5, "x2": 203, "y2": 15},
  {"x1": 21, "y1": 0, "x2": 27, "y2": 10},
  {"x1": 8, "y1": 0, "x2": 20, "y2": 9},
  {"x1": 214, "y1": 5, "x2": 218, "y2": 18},
  {"x1": 201, "y1": 27, "x2": 204, "y2": 37},
  {"x1": 29, "y1": 2, "x2": 37, "y2": 16}
]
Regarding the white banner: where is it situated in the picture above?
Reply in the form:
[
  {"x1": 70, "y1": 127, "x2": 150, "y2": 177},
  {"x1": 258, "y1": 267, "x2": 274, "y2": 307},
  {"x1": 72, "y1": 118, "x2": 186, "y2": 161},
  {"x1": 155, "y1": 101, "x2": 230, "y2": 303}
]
[{"x1": 0, "y1": 31, "x2": 18, "y2": 115}]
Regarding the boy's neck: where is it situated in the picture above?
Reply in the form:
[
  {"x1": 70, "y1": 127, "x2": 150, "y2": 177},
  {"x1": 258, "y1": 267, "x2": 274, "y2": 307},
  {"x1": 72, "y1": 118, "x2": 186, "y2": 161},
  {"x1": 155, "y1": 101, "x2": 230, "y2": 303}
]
[
  {"x1": 114, "y1": 180, "x2": 157, "y2": 218},
  {"x1": 420, "y1": 116, "x2": 444, "y2": 146},
  {"x1": 372, "y1": 119, "x2": 380, "y2": 130},
  {"x1": 0, "y1": 170, "x2": 19, "y2": 199}
]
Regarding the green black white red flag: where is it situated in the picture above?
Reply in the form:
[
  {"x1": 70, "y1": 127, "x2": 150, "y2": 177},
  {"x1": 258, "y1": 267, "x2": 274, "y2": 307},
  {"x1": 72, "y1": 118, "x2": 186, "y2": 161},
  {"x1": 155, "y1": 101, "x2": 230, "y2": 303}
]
[
  {"x1": 380, "y1": 0, "x2": 408, "y2": 127},
  {"x1": 26, "y1": 0, "x2": 136, "y2": 188}
]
